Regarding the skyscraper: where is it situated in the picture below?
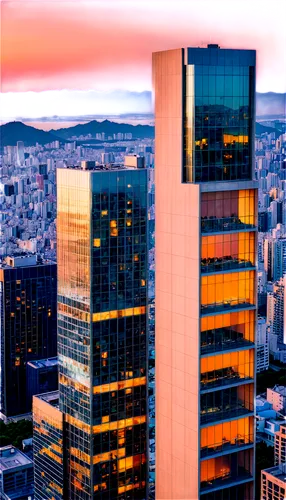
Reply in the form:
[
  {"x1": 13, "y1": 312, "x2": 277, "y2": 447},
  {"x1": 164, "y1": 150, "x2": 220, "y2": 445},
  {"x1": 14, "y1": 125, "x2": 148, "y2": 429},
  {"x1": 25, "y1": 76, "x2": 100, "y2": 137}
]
[
  {"x1": 153, "y1": 45, "x2": 257, "y2": 499},
  {"x1": 16, "y1": 140, "x2": 25, "y2": 166},
  {"x1": 0, "y1": 254, "x2": 57, "y2": 418},
  {"x1": 33, "y1": 163, "x2": 148, "y2": 499}
]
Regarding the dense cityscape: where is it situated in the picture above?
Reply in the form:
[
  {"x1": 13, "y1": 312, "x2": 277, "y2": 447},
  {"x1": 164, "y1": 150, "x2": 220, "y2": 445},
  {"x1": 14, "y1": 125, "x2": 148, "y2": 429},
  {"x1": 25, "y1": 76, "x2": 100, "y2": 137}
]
[{"x1": 0, "y1": 45, "x2": 286, "y2": 500}]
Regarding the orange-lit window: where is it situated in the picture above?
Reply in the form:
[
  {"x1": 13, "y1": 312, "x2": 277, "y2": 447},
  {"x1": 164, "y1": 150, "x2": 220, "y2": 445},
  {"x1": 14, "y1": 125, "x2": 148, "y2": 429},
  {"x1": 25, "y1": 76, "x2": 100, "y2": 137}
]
[
  {"x1": 201, "y1": 232, "x2": 255, "y2": 272},
  {"x1": 101, "y1": 210, "x2": 108, "y2": 216},
  {"x1": 201, "y1": 190, "x2": 257, "y2": 230},
  {"x1": 110, "y1": 228, "x2": 118, "y2": 237},
  {"x1": 201, "y1": 310, "x2": 255, "y2": 345},
  {"x1": 93, "y1": 238, "x2": 101, "y2": 247},
  {"x1": 201, "y1": 417, "x2": 254, "y2": 453},
  {"x1": 200, "y1": 349, "x2": 254, "y2": 387},
  {"x1": 200, "y1": 450, "x2": 253, "y2": 485},
  {"x1": 201, "y1": 271, "x2": 256, "y2": 311},
  {"x1": 110, "y1": 220, "x2": 117, "y2": 228}
]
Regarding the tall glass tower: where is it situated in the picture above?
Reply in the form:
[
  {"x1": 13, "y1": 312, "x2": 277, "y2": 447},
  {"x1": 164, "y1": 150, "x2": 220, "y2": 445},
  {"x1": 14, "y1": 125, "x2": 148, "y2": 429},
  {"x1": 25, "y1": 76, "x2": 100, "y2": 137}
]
[
  {"x1": 33, "y1": 164, "x2": 148, "y2": 499},
  {"x1": 153, "y1": 45, "x2": 257, "y2": 499}
]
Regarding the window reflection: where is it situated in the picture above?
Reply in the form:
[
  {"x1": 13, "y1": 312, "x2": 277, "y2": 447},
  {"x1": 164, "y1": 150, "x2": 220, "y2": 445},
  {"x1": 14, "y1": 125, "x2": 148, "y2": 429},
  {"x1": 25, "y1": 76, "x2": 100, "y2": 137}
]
[
  {"x1": 201, "y1": 232, "x2": 255, "y2": 273},
  {"x1": 201, "y1": 190, "x2": 257, "y2": 234},
  {"x1": 200, "y1": 350, "x2": 254, "y2": 390},
  {"x1": 200, "y1": 449, "x2": 253, "y2": 491},
  {"x1": 185, "y1": 63, "x2": 254, "y2": 182},
  {"x1": 201, "y1": 384, "x2": 254, "y2": 424},
  {"x1": 200, "y1": 310, "x2": 255, "y2": 355},
  {"x1": 201, "y1": 417, "x2": 254, "y2": 458}
]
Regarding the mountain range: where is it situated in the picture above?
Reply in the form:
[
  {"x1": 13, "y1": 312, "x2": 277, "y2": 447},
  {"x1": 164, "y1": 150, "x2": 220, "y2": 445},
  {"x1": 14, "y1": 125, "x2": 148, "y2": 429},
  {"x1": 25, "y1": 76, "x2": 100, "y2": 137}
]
[
  {"x1": 0, "y1": 120, "x2": 155, "y2": 148},
  {"x1": 0, "y1": 121, "x2": 67, "y2": 148},
  {"x1": 50, "y1": 119, "x2": 154, "y2": 140},
  {"x1": 1, "y1": 111, "x2": 285, "y2": 149}
]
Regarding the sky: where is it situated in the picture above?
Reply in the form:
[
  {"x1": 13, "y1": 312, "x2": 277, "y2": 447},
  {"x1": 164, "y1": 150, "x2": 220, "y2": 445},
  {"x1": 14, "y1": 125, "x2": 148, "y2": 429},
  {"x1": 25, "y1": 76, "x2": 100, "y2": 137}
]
[{"x1": 1, "y1": 0, "x2": 286, "y2": 125}]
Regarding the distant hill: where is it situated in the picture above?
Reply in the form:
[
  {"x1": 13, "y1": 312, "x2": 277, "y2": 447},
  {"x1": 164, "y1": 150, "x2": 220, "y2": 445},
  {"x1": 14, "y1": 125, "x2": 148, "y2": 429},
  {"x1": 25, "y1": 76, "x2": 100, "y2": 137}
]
[
  {"x1": 50, "y1": 119, "x2": 154, "y2": 140},
  {"x1": 256, "y1": 122, "x2": 277, "y2": 135},
  {"x1": 256, "y1": 92, "x2": 286, "y2": 118},
  {"x1": 0, "y1": 121, "x2": 67, "y2": 148}
]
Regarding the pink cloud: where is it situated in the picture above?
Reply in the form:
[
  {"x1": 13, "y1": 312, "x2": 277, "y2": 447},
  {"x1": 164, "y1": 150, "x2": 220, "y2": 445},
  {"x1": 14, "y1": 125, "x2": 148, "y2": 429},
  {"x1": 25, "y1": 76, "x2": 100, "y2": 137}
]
[{"x1": 1, "y1": 0, "x2": 286, "y2": 92}]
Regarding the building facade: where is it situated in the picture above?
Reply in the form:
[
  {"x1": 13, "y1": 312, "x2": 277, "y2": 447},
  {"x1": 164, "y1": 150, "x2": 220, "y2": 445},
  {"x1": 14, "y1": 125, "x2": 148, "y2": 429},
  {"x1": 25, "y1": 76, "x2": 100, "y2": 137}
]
[
  {"x1": 0, "y1": 255, "x2": 57, "y2": 418},
  {"x1": 257, "y1": 317, "x2": 269, "y2": 373},
  {"x1": 275, "y1": 423, "x2": 286, "y2": 466},
  {"x1": 26, "y1": 357, "x2": 58, "y2": 409},
  {"x1": 33, "y1": 164, "x2": 148, "y2": 499},
  {"x1": 153, "y1": 45, "x2": 257, "y2": 499},
  {"x1": 261, "y1": 464, "x2": 286, "y2": 500}
]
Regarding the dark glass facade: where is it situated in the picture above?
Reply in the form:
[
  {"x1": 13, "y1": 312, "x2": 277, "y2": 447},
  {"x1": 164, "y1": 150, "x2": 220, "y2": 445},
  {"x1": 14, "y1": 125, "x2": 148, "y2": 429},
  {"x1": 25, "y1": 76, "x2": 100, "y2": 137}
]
[
  {"x1": 0, "y1": 262, "x2": 57, "y2": 417},
  {"x1": 185, "y1": 47, "x2": 255, "y2": 183},
  {"x1": 27, "y1": 357, "x2": 58, "y2": 409},
  {"x1": 34, "y1": 166, "x2": 148, "y2": 500}
]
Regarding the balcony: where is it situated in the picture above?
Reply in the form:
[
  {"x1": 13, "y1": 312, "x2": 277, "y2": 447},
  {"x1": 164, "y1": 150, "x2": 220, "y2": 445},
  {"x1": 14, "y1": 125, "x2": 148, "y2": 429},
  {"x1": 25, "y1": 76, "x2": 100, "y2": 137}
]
[
  {"x1": 201, "y1": 216, "x2": 256, "y2": 235},
  {"x1": 201, "y1": 256, "x2": 254, "y2": 275},
  {"x1": 200, "y1": 368, "x2": 253, "y2": 392},
  {"x1": 201, "y1": 299, "x2": 255, "y2": 316},
  {"x1": 200, "y1": 402, "x2": 254, "y2": 426},
  {"x1": 200, "y1": 434, "x2": 254, "y2": 459},
  {"x1": 201, "y1": 327, "x2": 255, "y2": 355},
  {"x1": 200, "y1": 468, "x2": 253, "y2": 494}
]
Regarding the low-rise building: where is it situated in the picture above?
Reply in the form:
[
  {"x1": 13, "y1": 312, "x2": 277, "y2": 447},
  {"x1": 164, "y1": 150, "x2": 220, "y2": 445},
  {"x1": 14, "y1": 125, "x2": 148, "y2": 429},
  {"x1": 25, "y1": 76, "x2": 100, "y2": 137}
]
[
  {"x1": 267, "y1": 385, "x2": 286, "y2": 413},
  {"x1": 0, "y1": 445, "x2": 34, "y2": 500},
  {"x1": 26, "y1": 357, "x2": 58, "y2": 409},
  {"x1": 261, "y1": 463, "x2": 286, "y2": 500}
]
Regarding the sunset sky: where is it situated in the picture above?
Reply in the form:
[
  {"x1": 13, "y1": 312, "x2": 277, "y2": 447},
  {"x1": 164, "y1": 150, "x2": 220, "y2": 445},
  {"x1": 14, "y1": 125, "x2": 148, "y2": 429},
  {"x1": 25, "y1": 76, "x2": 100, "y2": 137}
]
[{"x1": 1, "y1": 0, "x2": 286, "y2": 125}]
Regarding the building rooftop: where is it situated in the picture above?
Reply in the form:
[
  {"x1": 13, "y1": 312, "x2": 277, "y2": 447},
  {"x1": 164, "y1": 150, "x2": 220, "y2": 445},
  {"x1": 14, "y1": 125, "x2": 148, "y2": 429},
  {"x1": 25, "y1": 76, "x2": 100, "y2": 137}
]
[
  {"x1": 35, "y1": 390, "x2": 59, "y2": 408},
  {"x1": 263, "y1": 463, "x2": 286, "y2": 482},
  {"x1": 27, "y1": 356, "x2": 58, "y2": 370},
  {"x1": 271, "y1": 385, "x2": 286, "y2": 396},
  {"x1": 0, "y1": 254, "x2": 55, "y2": 269},
  {"x1": 0, "y1": 445, "x2": 33, "y2": 472},
  {"x1": 59, "y1": 160, "x2": 145, "y2": 172}
]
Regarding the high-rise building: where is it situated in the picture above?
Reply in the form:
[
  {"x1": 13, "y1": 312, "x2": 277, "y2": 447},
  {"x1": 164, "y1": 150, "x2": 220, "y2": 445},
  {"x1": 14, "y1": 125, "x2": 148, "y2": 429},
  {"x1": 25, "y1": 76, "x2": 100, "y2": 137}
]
[
  {"x1": 257, "y1": 317, "x2": 269, "y2": 373},
  {"x1": 275, "y1": 423, "x2": 286, "y2": 465},
  {"x1": 264, "y1": 238, "x2": 286, "y2": 282},
  {"x1": 267, "y1": 277, "x2": 286, "y2": 344},
  {"x1": 153, "y1": 45, "x2": 257, "y2": 499},
  {"x1": 0, "y1": 254, "x2": 57, "y2": 418},
  {"x1": 33, "y1": 163, "x2": 148, "y2": 499},
  {"x1": 16, "y1": 141, "x2": 25, "y2": 166},
  {"x1": 261, "y1": 464, "x2": 286, "y2": 500}
]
